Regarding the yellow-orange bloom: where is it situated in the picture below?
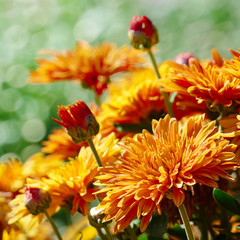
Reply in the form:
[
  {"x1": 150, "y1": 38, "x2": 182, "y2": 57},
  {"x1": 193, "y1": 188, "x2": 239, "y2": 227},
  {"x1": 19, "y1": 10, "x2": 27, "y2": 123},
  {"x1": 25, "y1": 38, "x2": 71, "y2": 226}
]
[
  {"x1": 96, "y1": 115, "x2": 238, "y2": 232},
  {"x1": 41, "y1": 128, "x2": 87, "y2": 161},
  {"x1": 98, "y1": 69, "x2": 166, "y2": 138},
  {"x1": 24, "y1": 133, "x2": 120, "y2": 217},
  {"x1": 28, "y1": 41, "x2": 146, "y2": 95},
  {"x1": 159, "y1": 49, "x2": 240, "y2": 108}
]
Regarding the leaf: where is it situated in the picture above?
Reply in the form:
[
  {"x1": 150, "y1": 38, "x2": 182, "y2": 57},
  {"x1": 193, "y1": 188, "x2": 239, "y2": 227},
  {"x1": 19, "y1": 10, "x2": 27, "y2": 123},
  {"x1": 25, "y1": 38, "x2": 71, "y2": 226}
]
[{"x1": 213, "y1": 188, "x2": 240, "y2": 215}]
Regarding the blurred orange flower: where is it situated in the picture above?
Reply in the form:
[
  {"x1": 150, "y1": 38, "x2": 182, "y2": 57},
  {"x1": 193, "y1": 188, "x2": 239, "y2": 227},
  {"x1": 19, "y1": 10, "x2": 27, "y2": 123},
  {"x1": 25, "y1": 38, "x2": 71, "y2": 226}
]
[
  {"x1": 96, "y1": 114, "x2": 238, "y2": 232},
  {"x1": 29, "y1": 41, "x2": 146, "y2": 95}
]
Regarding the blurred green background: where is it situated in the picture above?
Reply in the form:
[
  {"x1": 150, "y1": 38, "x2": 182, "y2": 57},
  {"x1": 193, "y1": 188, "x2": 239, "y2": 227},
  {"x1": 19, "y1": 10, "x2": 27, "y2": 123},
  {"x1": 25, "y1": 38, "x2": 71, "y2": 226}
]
[{"x1": 1, "y1": 0, "x2": 240, "y2": 161}]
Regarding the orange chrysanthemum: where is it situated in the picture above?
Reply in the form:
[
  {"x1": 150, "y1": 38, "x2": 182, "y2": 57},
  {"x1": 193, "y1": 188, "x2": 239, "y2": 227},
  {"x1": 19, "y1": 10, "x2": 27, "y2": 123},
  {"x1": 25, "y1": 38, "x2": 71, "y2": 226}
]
[
  {"x1": 159, "y1": 49, "x2": 240, "y2": 108},
  {"x1": 98, "y1": 69, "x2": 166, "y2": 138},
  {"x1": 96, "y1": 114, "x2": 239, "y2": 232},
  {"x1": 28, "y1": 41, "x2": 146, "y2": 95},
  {"x1": 25, "y1": 133, "x2": 120, "y2": 217},
  {"x1": 41, "y1": 128, "x2": 87, "y2": 161}
]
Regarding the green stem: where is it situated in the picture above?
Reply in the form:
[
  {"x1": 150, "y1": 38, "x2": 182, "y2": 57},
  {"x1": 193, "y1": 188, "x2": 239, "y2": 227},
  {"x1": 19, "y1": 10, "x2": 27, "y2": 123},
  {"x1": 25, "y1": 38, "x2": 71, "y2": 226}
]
[
  {"x1": 125, "y1": 225, "x2": 138, "y2": 240},
  {"x1": 178, "y1": 204, "x2": 195, "y2": 240},
  {"x1": 87, "y1": 138, "x2": 103, "y2": 167},
  {"x1": 103, "y1": 225, "x2": 113, "y2": 240},
  {"x1": 147, "y1": 49, "x2": 174, "y2": 117},
  {"x1": 44, "y1": 210, "x2": 63, "y2": 240},
  {"x1": 198, "y1": 206, "x2": 209, "y2": 240},
  {"x1": 97, "y1": 228, "x2": 107, "y2": 240}
]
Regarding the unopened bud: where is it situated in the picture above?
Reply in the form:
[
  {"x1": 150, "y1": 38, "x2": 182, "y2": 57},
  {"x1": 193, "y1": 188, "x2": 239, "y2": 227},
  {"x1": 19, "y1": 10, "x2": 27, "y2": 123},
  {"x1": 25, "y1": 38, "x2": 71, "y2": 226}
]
[
  {"x1": 24, "y1": 187, "x2": 51, "y2": 215},
  {"x1": 128, "y1": 15, "x2": 159, "y2": 50},
  {"x1": 53, "y1": 101, "x2": 99, "y2": 143},
  {"x1": 174, "y1": 52, "x2": 195, "y2": 66},
  {"x1": 88, "y1": 207, "x2": 109, "y2": 228}
]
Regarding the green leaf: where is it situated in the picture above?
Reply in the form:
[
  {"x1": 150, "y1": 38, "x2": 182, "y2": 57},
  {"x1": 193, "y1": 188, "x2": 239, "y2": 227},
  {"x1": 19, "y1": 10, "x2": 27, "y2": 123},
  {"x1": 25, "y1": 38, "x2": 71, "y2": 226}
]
[
  {"x1": 137, "y1": 233, "x2": 148, "y2": 240},
  {"x1": 213, "y1": 188, "x2": 240, "y2": 215}
]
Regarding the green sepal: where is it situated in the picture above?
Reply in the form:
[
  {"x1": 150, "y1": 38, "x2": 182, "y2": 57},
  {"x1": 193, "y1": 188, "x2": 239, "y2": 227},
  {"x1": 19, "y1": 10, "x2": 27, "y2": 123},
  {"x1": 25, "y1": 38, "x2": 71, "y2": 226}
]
[{"x1": 213, "y1": 188, "x2": 240, "y2": 215}]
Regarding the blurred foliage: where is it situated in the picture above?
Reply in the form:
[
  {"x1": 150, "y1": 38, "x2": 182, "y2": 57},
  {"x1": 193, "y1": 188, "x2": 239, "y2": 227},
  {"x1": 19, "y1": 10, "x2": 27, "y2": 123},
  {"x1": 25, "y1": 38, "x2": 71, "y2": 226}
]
[{"x1": 1, "y1": 0, "x2": 240, "y2": 161}]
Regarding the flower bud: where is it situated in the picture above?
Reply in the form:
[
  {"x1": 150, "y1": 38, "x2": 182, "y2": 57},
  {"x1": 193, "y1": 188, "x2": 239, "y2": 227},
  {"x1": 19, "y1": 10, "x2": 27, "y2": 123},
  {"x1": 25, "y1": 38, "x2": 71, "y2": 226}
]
[
  {"x1": 128, "y1": 15, "x2": 159, "y2": 50},
  {"x1": 88, "y1": 207, "x2": 107, "y2": 228},
  {"x1": 24, "y1": 187, "x2": 51, "y2": 215},
  {"x1": 174, "y1": 52, "x2": 195, "y2": 66},
  {"x1": 53, "y1": 101, "x2": 100, "y2": 143}
]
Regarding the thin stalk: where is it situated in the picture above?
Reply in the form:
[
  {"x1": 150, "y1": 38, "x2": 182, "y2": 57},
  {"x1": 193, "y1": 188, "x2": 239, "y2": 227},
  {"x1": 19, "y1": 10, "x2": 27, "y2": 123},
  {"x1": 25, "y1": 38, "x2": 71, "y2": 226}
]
[
  {"x1": 198, "y1": 206, "x2": 209, "y2": 240},
  {"x1": 87, "y1": 139, "x2": 113, "y2": 240},
  {"x1": 147, "y1": 48, "x2": 174, "y2": 117},
  {"x1": 97, "y1": 228, "x2": 107, "y2": 240},
  {"x1": 87, "y1": 138, "x2": 103, "y2": 167},
  {"x1": 44, "y1": 210, "x2": 63, "y2": 240},
  {"x1": 103, "y1": 225, "x2": 113, "y2": 240},
  {"x1": 178, "y1": 203, "x2": 195, "y2": 240},
  {"x1": 125, "y1": 225, "x2": 138, "y2": 240}
]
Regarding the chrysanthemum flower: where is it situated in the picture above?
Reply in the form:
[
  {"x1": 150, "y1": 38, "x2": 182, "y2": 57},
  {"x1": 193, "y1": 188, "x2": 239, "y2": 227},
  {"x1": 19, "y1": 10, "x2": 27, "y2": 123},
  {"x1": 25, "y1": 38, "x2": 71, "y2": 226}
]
[
  {"x1": 223, "y1": 48, "x2": 240, "y2": 78},
  {"x1": 159, "y1": 49, "x2": 240, "y2": 108},
  {"x1": 0, "y1": 159, "x2": 24, "y2": 193},
  {"x1": 96, "y1": 114, "x2": 238, "y2": 232},
  {"x1": 28, "y1": 41, "x2": 146, "y2": 95},
  {"x1": 53, "y1": 101, "x2": 99, "y2": 143},
  {"x1": 23, "y1": 133, "x2": 120, "y2": 217},
  {"x1": 98, "y1": 69, "x2": 166, "y2": 138},
  {"x1": 41, "y1": 128, "x2": 87, "y2": 161}
]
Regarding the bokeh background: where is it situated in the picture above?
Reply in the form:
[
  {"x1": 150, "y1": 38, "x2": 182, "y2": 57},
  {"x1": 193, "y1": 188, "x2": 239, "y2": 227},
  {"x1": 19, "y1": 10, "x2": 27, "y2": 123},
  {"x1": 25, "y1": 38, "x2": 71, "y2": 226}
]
[{"x1": 1, "y1": 0, "x2": 240, "y2": 162}]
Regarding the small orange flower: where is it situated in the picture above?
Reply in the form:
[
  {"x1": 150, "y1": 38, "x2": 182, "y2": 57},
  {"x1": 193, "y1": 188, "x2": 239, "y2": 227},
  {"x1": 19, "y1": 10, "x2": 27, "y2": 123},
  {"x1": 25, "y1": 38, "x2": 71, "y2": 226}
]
[
  {"x1": 96, "y1": 114, "x2": 238, "y2": 232},
  {"x1": 159, "y1": 49, "x2": 240, "y2": 108},
  {"x1": 28, "y1": 41, "x2": 146, "y2": 95},
  {"x1": 98, "y1": 69, "x2": 166, "y2": 138},
  {"x1": 53, "y1": 101, "x2": 99, "y2": 143},
  {"x1": 41, "y1": 128, "x2": 87, "y2": 161}
]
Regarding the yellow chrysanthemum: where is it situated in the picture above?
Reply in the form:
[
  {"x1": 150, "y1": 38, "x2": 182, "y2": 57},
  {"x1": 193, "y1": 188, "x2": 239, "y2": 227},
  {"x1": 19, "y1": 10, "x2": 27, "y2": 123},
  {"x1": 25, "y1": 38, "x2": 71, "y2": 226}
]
[
  {"x1": 25, "y1": 133, "x2": 120, "y2": 217},
  {"x1": 3, "y1": 218, "x2": 54, "y2": 240},
  {"x1": 98, "y1": 69, "x2": 166, "y2": 138},
  {"x1": 96, "y1": 114, "x2": 239, "y2": 232},
  {"x1": 28, "y1": 41, "x2": 146, "y2": 95},
  {"x1": 0, "y1": 159, "x2": 24, "y2": 193},
  {"x1": 41, "y1": 128, "x2": 87, "y2": 161},
  {"x1": 159, "y1": 49, "x2": 240, "y2": 108}
]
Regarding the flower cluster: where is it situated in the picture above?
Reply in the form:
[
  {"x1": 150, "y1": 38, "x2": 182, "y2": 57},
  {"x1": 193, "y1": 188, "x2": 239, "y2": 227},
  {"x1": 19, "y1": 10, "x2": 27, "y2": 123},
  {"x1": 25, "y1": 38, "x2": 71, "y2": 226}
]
[{"x1": 2, "y1": 15, "x2": 240, "y2": 240}]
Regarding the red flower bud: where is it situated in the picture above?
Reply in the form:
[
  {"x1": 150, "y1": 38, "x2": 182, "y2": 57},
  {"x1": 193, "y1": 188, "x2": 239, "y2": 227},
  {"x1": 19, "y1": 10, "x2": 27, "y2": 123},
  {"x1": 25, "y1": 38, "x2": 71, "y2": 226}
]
[
  {"x1": 53, "y1": 101, "x2": 99, "y2": 143},
  {"x1": 24, "y1": 187, "x2": 51, "y2": 215},
  {"x1": 128, "y1": 15, "x2": 159, "y2": 49},
  {"x1": 174, "y1": 52, "x2": 195, "y2": 66}
]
